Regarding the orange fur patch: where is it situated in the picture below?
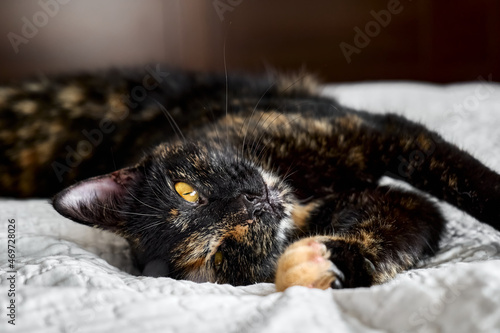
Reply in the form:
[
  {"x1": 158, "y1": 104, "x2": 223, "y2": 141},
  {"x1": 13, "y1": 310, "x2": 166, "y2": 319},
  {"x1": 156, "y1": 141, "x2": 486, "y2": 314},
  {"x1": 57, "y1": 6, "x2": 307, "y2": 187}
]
[
  {"x1": 291, "y1": 202, "x2": 319, "y2": 230},
  {"x1": 275, "y1": 236, "x2": 336, "y2": 291},
  {"x1": 416, "y1": 133, "x2": 433, "y2": 152}
]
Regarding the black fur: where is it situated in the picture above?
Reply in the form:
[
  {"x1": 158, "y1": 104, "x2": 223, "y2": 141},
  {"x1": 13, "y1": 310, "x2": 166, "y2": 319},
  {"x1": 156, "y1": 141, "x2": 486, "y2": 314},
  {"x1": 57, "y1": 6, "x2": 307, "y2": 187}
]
[{"x1": 2, "y1": 68, "x2": 499, "y2": 288}]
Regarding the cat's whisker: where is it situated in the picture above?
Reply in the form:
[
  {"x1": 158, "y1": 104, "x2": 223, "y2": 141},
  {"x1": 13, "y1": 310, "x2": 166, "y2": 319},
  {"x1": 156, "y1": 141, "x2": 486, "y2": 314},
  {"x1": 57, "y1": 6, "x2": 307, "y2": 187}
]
[
  {"x1": 296, "y1": 196, "x2": 314, "y2": 204},
  {"x1": 136, "y1": 219, "x2": 166, "y2": 233},
  {"x1": 124, "y1": 176, "x2": 165, "y2": 213},
  {"x1": 329, "y1": 103, "x2": 341, "y2": 113},
  {"x1": 152, "y1": 98, "x2": 186, "y2": 142},
  {"x1": 239, "y1": 81, "x2": 276, "y2": 163},
  {"x1": 93, "y1": 202, "x2": 160, "y2": 218},
  {"x1": 196, "y1": 100, "x2": 223, "y2": 147},
  {"x1": 279, "y1": 162, "x2": 295, "y2": 182},
  {"x1": 223, "y1": 29, "x2": 230, "y2": 147},
  {"x1": 248, "y1": 112, "x2": 280, "y2": 158},
  {"x1": 422, "y1": 236, "x2": 436, "y2": 254},
  {"x1": 144, "y1": 173, "x2": 171, "y2": 208},
  {"x1": 278, "y1": 169, "x2": 298, "y2": 189},
  {"x1": 136, "y1": 175, "x2": 172, "y2": 212},
  {"x1": 109, "y1": 147, "x2": 118, "y2": 172},
  {"x1": 281, "y1": 72, "x2": 310, "y2": 94},
  {"x1": 253, "y1": 145, "x2": 272, "y2": 167},
  {"x1": 239, "y1": 72, "x2": 308, "y2": 163},
  {"x1": 142, "y1": 165, "x2": 172, "y2": 199},
  {"x1": 250, "y1": 113, "x2": 302, "y2": 161}
]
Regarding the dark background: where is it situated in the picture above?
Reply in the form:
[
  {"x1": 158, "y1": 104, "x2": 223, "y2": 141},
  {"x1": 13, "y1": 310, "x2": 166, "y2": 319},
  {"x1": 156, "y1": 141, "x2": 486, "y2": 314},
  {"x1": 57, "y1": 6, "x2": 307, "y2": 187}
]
[{"x1": 0, "y1": 0, "x2": 499, "y2": 83}]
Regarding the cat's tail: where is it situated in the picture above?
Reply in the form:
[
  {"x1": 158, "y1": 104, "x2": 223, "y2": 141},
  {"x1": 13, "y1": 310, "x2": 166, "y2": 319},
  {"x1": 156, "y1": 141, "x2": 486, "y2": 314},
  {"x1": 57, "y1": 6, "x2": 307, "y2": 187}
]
[{"x1": 374, "y1": 113, "x2": 500, "y2": 229}]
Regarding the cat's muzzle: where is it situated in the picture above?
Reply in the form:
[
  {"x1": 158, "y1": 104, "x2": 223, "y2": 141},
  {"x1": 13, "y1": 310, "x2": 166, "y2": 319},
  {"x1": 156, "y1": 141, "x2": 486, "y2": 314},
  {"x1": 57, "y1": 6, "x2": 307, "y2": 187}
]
[{"x1": 239, "y1": 187, "x2": 281, "y2": 219}]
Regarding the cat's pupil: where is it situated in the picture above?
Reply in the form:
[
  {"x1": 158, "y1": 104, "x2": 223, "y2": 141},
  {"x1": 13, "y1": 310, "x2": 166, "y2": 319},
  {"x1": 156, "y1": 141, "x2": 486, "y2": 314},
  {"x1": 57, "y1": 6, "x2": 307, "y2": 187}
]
[{"x1": 174, "y1": 182, "x2": 199, "y2": 202}]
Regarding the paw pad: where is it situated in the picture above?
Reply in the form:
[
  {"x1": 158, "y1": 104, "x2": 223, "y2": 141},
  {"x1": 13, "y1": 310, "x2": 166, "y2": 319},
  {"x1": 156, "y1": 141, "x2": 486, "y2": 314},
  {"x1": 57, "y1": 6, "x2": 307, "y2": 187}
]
[{"x1": 275, "y1": 237, "x2": 345, "y2": 291}]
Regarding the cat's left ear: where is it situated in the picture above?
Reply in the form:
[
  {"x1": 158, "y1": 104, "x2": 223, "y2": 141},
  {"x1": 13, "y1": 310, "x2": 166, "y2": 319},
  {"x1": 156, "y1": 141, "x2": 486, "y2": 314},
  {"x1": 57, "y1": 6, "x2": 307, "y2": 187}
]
[{"x1": 52, "y1": 167, "x2": 141, "y2": 231}]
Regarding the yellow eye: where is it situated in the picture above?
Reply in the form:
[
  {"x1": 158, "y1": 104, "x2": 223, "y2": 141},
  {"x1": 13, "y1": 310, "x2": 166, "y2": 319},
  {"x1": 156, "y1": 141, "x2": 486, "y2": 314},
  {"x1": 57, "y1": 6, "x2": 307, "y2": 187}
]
[
  {"x1": 214, "y1": 251, "x2": 223, "y2": 268},
  {"x1": 174, "y1": 182, "x2": 199, "y2": 203}
]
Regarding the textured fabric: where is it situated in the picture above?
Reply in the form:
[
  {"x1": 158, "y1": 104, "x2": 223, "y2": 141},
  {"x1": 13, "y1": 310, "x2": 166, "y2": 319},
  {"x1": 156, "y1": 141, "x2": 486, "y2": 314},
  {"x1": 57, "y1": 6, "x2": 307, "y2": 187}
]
[{"x1": 1, "y1": 81, "x2": 500, "y2": 333}]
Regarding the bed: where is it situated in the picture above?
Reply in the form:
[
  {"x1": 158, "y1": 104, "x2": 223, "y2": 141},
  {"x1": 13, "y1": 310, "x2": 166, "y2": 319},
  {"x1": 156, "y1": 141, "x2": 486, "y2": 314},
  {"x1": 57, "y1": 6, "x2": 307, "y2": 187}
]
[{"x1": 1, "y1": 81, "x2": 500, "y2": 333}]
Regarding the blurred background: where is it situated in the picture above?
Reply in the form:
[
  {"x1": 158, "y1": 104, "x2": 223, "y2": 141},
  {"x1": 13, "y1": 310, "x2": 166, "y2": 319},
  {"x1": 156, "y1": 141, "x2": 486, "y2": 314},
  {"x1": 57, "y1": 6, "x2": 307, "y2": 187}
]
[{"x1": 0, "y1": 0, "x2": 499, "y2": 83}]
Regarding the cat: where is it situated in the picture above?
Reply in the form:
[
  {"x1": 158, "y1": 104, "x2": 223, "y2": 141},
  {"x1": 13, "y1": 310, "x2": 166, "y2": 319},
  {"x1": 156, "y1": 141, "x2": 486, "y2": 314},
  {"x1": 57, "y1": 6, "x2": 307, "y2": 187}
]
[{"x1": 1, "y1": 66, "x2": 499, "y2": 290}]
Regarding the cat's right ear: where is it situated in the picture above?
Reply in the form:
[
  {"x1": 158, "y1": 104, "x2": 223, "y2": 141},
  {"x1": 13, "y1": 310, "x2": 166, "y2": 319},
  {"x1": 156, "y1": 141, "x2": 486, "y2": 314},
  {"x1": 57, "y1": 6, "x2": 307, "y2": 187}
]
[{"x1": 52, "y1": 167, "x2": 141, "y2": 231}]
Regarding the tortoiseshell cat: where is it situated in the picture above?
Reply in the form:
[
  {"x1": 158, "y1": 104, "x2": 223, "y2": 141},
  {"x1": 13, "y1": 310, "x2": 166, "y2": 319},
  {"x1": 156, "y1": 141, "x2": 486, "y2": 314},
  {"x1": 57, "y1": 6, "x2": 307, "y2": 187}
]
[{"x1": 1, "y1": 67, "x2": 499, "y2": 290}]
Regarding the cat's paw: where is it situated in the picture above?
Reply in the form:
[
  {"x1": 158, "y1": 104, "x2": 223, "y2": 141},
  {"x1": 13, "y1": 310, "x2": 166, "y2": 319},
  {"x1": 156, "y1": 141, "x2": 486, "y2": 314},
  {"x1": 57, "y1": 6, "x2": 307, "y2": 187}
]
[{"x1": 274, "y1": 237, "x2": 345, "y2": 292}]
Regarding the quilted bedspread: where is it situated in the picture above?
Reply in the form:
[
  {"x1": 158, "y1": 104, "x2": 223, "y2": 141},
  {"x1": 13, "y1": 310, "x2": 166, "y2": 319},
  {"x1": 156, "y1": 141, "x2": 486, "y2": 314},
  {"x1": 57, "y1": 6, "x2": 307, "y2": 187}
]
[{"x1": 1, "y1": 81, "x2": 500, "y2": 333}]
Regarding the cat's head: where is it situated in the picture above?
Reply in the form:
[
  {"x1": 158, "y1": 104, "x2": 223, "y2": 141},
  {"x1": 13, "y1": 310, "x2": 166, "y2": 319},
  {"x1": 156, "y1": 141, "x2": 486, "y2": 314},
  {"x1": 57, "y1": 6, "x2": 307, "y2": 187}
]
[{"x1": 52, "y1": 141, "x2": 296, "y2": 285}]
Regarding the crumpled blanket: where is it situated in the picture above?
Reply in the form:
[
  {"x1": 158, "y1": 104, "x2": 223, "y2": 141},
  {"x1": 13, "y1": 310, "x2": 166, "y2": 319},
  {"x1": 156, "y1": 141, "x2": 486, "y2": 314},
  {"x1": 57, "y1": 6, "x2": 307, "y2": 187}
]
[{"x1": 1, "y1": 81, "x2": 500, "y2": 333}]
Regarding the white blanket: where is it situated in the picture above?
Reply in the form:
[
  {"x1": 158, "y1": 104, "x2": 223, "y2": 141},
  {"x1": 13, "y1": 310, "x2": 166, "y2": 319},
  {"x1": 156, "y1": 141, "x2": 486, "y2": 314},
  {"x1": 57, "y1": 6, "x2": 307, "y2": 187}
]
[{"x1": 1, "y1": 81, "x2": 500, "y2": 333}]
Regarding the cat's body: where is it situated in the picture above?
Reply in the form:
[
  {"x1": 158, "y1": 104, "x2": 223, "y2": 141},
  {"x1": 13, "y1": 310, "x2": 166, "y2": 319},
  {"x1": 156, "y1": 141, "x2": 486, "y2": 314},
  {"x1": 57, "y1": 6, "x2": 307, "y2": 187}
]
[{"x1": 2, "y1": 67, "x2": 499, "y2": 290}]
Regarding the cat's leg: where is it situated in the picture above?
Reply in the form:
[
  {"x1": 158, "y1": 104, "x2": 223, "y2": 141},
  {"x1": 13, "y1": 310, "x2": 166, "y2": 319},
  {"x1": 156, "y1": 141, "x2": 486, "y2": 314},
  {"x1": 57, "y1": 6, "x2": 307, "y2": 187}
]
[{"x1": 275, "y1": 186, "x2": 445, "y2": 291}]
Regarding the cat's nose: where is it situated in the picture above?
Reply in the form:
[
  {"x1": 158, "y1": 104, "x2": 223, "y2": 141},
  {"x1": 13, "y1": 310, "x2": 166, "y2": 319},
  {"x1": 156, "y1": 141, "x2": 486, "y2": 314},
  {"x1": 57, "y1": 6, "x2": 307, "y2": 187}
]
[{"x1": 239, "y1": 192, "x2": 274, "y2": 218}]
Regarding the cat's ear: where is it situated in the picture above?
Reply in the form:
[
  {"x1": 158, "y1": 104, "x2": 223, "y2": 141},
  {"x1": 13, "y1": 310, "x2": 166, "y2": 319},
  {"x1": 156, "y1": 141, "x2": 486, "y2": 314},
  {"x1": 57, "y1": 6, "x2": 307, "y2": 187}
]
[{"x1": 52, "y1": 167, "x2": 141, "y2": 231}]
